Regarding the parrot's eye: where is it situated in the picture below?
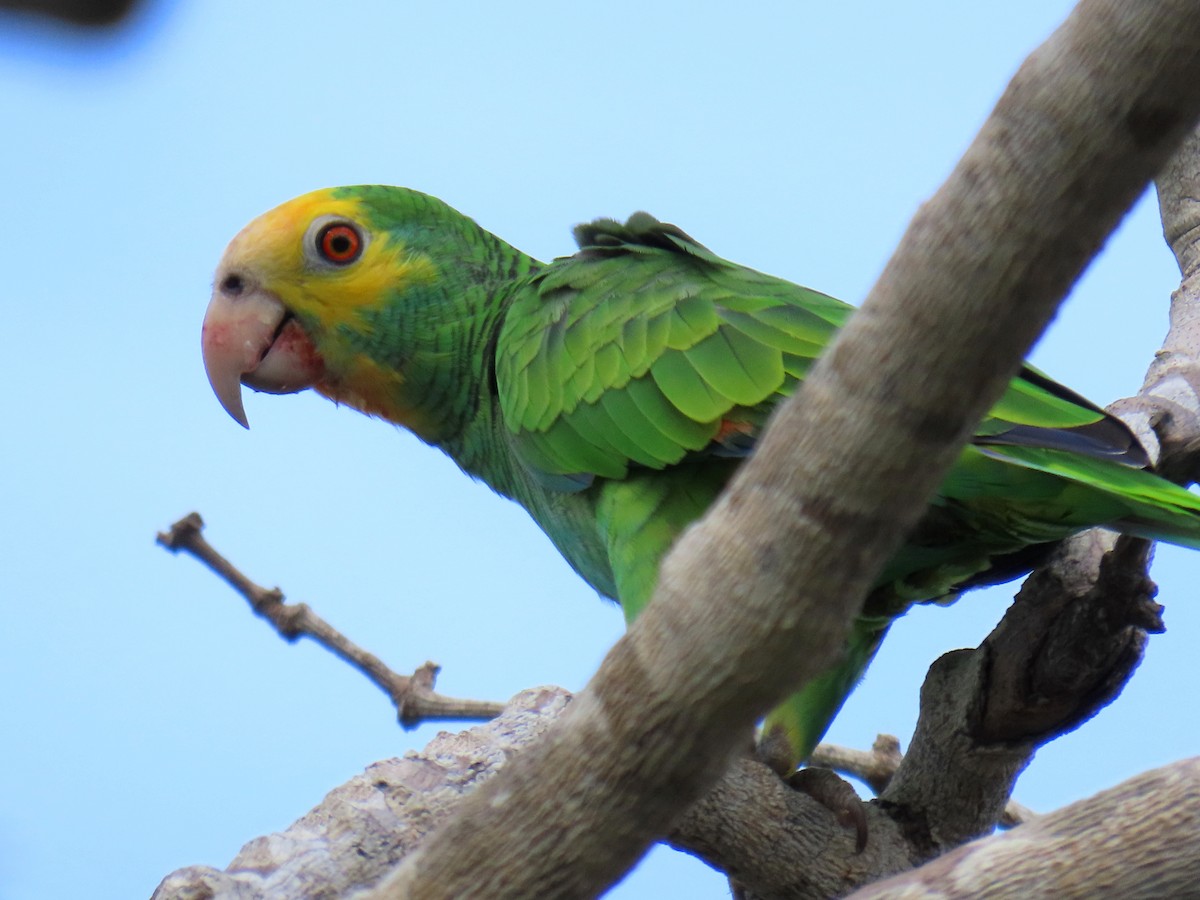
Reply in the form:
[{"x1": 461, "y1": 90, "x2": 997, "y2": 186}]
[{"x1": 316, "y1": 223, "x2": 364, "y2": 265}]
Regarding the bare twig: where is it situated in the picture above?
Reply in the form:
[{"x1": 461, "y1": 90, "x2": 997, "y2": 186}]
[
  {"x1": 156, "y1": 512, "x2": 503, "y2": 726},
  {"x1": 999, "y1": 799, "x2": 1039, "y2": 830},
  {"x1": 810, "y1": 735, "x2": 903, "y2": 796}
]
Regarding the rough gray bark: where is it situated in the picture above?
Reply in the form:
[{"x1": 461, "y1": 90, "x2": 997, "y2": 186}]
[
  {"x1": 1120, "y1": 124, "x2": 1200, "y2": 479},
  {"x1": 849, "y1": 758, "x2": 1200, "y2": 900},
  {"x1": 873, "y1": 538, "x2": 1159, "y2": 853},
  {"x1": 151, "y1": 689, "x2": 1200, "y2": 900},
  {"x1": 675, "y1": 538, "x2": 1164, "y2": 900},
  {"x1": 152, "y1": 688, "x2": 571, "y2": 900}
]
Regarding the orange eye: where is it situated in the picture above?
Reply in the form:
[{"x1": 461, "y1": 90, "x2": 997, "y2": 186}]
[{"x1": 316, "y1": 223, "x2": 363, "y2": 265}]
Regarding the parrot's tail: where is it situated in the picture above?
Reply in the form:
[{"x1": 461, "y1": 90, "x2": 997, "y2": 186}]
[
  {"x1": 978, "y1": 444, "x2": 1200, "y2": 550},
  {"x1": 758, "y1": 444, "x2": 1200, "y2": 773}
]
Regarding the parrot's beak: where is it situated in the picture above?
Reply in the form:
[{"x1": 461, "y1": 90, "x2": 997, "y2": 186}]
[{"x1": 201, "y1": 276, "x2": 325, "y2": 428}]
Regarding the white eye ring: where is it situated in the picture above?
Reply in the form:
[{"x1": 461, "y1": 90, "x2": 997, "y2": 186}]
[{"x1": 304, "y1": 215, "x2": 369, "y2": 267}]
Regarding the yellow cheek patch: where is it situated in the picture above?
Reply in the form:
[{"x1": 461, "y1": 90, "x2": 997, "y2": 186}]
[{"x1": 299, "y1": 241, "x2": 436, "y2": 332}]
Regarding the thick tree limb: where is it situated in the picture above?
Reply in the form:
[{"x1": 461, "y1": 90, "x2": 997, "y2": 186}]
[
  {"x1": 851, "y1": 123, "x2": 1200, "y2": 887},
  {"x1": 375, "y1": 4, "x2": 1200, "y2": 897},
  {"x1": 690, "y1": 537, "x2": 1163, "y2": 899},
  {"x1": 157, "y1": 512, "x2": 503, "y2": 726},
  {"x1": 152, "y1": 688, "x2": 571, "y2": 900},
  {"x1": 875, "y1": 538, "x2": 1159, "y2": 859},
  {"x1": 152, "y1": 691, "x2": 919, "y2": 900},
  {"x1": 757, "y1": 114, "x2": 1200, "y2": 896},
  {"x1": 791, "y1": 116, "x2": 1200, "y2": 894},
  {"x1": 1139, "y1": 125, "x2": 1200, "y2": 477},
  {"x1": 849, "y1": 757, "x2": 1200, "y2": 900},
  {"x1": 151, "y1": 688, "x2": 1198, "y2": 900}
]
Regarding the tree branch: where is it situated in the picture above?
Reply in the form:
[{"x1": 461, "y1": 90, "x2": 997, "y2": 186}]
[
  {"x1": 150, "y1": 685, "x2": 1196, "y2": 900},
  {"x1": 874, "y1": 538, "x2": 1158, "y2": 858},
  {"x1": 157, "y1": 512, "x2": 503, "y2": 727},
  {"x1": 152, "y1": 688, "x2": 572, "y2": 900},
  {"x1": 1105, "y1": 127, "x2": 1200, "y2": 477},
  {"x1": 849, "y1": 758, "x2": 1200, "y2": 899},
  {"x1": 674, "y1": 536, "x2": 1163, "y2": 899},
  {"x1": 810, "y1": 736, "x2": 1035, "y2": 828}
]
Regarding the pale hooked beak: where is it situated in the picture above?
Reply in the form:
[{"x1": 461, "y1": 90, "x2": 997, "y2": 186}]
[{"x1": 201, "y1": 274, "x2": 325, "y2": 428}]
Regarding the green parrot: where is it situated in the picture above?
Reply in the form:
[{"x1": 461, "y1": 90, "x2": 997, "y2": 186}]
[{"x1": 202, "y1": 185, "x2": 1200, "y2": 770}]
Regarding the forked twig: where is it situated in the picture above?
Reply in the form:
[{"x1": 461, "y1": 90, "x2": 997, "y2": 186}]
[{"x1": 157, "y1": 512, "x2": 504, "y2": 727}]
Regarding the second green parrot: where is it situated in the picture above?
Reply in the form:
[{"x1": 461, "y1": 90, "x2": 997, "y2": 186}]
[{"x1": 202, "y1": 186, "x2": 1200, "y2": 770}]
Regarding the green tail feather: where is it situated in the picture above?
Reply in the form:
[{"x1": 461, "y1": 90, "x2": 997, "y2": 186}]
[
  {"x1": 759, "y1": 620, "x2": 888, "y2": 774},
  {"x1": 761, "y1": 445, "x2": 1200, "y2": 771},
  {"x1": 978, "y1": 444, "x2": 1200, "y2": 549}
]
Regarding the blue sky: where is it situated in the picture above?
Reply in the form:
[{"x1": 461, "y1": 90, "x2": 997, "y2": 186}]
[{"x1": 1, "y1": 3, "x2": 1195, "y2": 897}]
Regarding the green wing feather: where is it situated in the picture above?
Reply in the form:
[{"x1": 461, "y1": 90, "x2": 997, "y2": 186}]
[
  {"x1": 493, "y1": 212, "x2": 1198, "y2": 768},
  {"x1": 496, "y1": 215, "x2": 850, "y2": 484},
  {"x1": 496, "y1": 214, "x2": 1140, "y2": 488}
]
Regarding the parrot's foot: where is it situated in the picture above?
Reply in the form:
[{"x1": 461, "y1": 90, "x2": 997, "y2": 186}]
[
  {"x1": 787, "y1": 767, "x2": 868, "y2": 852},
  {"x1": 755, "y1": 721, "x2": 801, "y2": 778}
]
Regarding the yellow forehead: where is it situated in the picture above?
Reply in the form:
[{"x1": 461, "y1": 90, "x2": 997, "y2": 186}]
[
  {"x1": 225, "y1": 189, "x2": 363, "y2": 268},
  {"x1": 220, "y1": 188, "x2": 436, "y2": 325}
]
